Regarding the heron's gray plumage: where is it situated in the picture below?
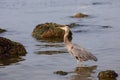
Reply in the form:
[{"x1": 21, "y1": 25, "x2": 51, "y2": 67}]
[
  {"x1": 70, "y1": 43, "x2": 97, "y2": 61},
  {"x1": 58, "y1": 26, "x2": 97, "y2": 62}
]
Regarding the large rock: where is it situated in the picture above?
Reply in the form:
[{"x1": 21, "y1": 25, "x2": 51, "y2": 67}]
[
  {"x1": 0, "y1": 37, "x2": 27, "y2": 59},
  {"x1": 32, "y1": 22, "x2": 72, "y2": 42}
]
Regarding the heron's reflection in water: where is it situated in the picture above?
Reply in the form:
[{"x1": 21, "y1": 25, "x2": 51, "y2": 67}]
[{"x1": 71, "y1": 65, "x2": 97, "y2": 80}]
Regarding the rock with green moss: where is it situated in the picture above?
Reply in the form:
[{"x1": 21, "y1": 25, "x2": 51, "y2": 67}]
[
  {"x1": 0, "y1": 37, "x2": 27, "y2": 59},
  {"x1": 32, "y1": 22, "x2": 72, "y2": 42},
  {"x1": 72, "y1": 12, "x2": 88, "y2": 18},
  {"x1": 98, "y1": 70, "x2": 118, "y2": 80},
  {"x1": 0, "y1": 28, "x2": 6, "y2": 33}
]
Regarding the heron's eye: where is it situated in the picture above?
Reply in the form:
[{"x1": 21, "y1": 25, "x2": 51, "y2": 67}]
[{"x1": 75, "y1": 56, "x2": 79, "y2": 60}]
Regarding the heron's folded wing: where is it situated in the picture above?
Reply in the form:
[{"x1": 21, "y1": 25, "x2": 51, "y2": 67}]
[{"x1": 71, "y1": 43, "x2": 97, "y2": 61}]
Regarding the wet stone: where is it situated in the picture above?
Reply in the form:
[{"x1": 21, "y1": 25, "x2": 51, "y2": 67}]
[
  {"x1": 54, "y1": 70, "x2": 68, "y2": 76},
  {"x1": 71, "y1": 13, "x2": 89, "y2": 18},
  {"x1": 98, "y1": 70, "x2": 118, "y2": 80}
]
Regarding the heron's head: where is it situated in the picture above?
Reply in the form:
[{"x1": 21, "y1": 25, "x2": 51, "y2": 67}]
[{"x1": 58, "y1": 26, "x2": 70, "y2": 31}]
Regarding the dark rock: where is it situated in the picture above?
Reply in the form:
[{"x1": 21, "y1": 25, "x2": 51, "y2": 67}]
[
  {"x1": 72, "y1": 13, "x2": 89, "y2": 18},
  {"x1": 92, "y1": 2, "x2": 110, "y2": 5},
  {"x1": 0, "y1": 28, "x2": 6, "y2": 33},
  {"x1": 32, "y1": 22, "x2": 72, "y2": 42},
  {"x1": 101, "y1": 26, "x2": 112, "y2": 29},
  {"x1": 92, "y1": 2, "x2": 103, "y2": 5},
  {"x1": 0, "y1": 37, "x2": 27, "y2": 59},
  {"x1": 98, "y1": 70, "x2": 118, "y2": 80},
  {"x1": 67, "y1": 23, "x2": 80, "y2": 28},
  {"x1": 54, "y1": 70, "x2": 68, "y2": 76}
]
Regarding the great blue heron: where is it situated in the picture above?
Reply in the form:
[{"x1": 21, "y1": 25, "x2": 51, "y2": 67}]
[{"x1": 58, "y1": 26, "x2": 97, "y2": 64}]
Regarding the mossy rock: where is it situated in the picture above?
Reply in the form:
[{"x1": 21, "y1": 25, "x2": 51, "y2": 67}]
[
  {"x1": 54, "y1": 70, "x2": 68, "y2": 76},
  {"x1": 0, "y1": 37, "x2": 27, "y2": 59},
  {"x1": 0, "y1": 28, "x2": 6, "y2": 33},
  {"x1": 98, "y1": 70, "x2": 118, "y2": 79},
  {"x1": 72, "y1": 12, "x2": 88, "y2": 18},
  {"x1": 32, "y1": 22, "x2": 72, "y2": 42}
]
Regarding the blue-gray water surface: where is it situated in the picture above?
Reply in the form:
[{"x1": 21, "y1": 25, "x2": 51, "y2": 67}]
[{"x1": 0, "y1": 0, "x2": 120, "y2": 80}]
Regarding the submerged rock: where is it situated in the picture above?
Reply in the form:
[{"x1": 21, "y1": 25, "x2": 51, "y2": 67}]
[
  {"x1": 0, "y1": 28, "x2": 6, "y2": 33},
  {"x1": 72, "y1": 13, "x2": 89, "y2": 18},
  {"x1": 0, "y1": 37, "x2": 27, "y2": 59},
  {"x1": 67, "y1": 23, "x2": 80, "y2": 28},
  {"x1": 32, "y1": 22, "x2": 72, "y2": 42},
  {"x1": 54, "y1": 70, "x2": 68, "y2": 76},
  {"x1": 35, "y1": 50, "x2": 67, "y2": 55},
  {"x1": 75, "y1": 65, "x2": 97, "y2": 75},
  {"x1": 92, "y1": 2, "x2": 103, "y2": 5},
  {"x1": 98, "y1": 70, "x2": 118, "y2": 80},
  {"x1": 101, "y1": 26, "x2": 112, "y2": 29}
]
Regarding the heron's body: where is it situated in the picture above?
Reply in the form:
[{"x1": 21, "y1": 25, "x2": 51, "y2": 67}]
[{"x1": 59, "y1": 26, "x2": 97, "y2": 63}]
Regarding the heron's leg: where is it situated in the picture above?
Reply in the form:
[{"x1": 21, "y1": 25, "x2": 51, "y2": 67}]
[{"x1": 77, "y1": 60, "x2": 79, "y2": 65}]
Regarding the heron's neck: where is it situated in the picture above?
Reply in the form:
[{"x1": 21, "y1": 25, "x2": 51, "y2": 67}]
[{"x1": 64, "y1": 29, "x2": 71, "y2": 46}]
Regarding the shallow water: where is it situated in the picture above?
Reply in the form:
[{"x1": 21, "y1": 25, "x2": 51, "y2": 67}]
[{"x1": 0, "y1": 0, "x2": 120, "y2": 80}]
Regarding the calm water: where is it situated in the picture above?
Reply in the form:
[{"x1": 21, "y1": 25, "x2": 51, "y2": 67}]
[{"x1": 0, "y1": 0, "x2": 120, "y2": 80}]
